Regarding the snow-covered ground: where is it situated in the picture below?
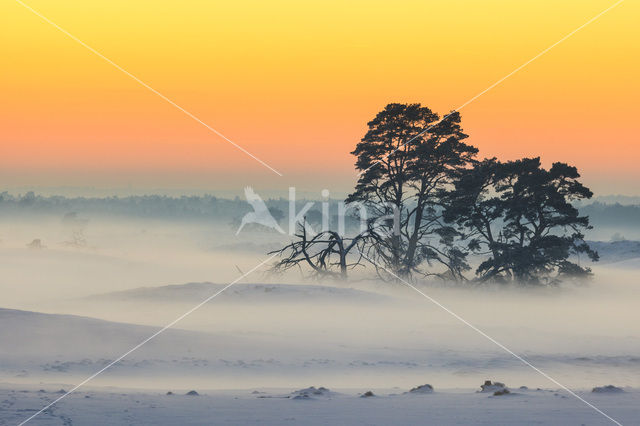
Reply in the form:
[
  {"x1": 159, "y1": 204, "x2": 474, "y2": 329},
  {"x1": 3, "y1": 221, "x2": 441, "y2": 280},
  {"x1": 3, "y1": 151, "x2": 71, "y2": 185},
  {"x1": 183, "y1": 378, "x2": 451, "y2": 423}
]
[
  {"x1": 1, "y1": 275, "x2": 640, "y2": 425},
  {"x1": 2, "y1": 384, "x2": 638, "y2": 425}
]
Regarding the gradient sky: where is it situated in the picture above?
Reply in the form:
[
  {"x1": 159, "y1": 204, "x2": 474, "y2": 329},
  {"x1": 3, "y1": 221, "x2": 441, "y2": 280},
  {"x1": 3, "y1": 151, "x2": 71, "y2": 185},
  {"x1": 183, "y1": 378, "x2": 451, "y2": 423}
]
[{"x1": 1, "y1": 0, "x2": 638, "y2": 196}]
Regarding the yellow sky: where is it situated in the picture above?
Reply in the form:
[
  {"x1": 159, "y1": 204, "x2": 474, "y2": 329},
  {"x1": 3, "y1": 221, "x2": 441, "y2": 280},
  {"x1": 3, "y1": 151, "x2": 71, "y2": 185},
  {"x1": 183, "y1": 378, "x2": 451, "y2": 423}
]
[{"x1": 0, "y1": 0, "x2": 638, "y2": 195}]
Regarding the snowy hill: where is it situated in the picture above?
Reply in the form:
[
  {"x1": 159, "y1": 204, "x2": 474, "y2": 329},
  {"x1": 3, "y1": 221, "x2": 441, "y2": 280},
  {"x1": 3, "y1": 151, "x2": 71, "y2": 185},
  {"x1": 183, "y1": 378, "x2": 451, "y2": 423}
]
[
  {"x1": 587, "y1": 240, "x2": 640, "y2": 264},
  {"x1": 0, "y1": 307, "x2": 253, "y2": 385},
  {"x1": 85, "y1": 282, "x2": 392, "y2": 304}
]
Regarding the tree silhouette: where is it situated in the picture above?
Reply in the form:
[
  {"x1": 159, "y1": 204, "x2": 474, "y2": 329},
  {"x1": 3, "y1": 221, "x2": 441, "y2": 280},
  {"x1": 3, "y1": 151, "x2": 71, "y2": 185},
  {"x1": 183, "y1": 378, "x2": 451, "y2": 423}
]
[
  {"x1": 347, "y1": 103, "x2": 477, "y2": 279},
  {"x1": 269, "y1": 103, "x2": 599, "y2": 285},
  {"x1": 444, "y1": 158, "x2": 599, "y2": 284},
  {"x1": 269, "y1": 221, "x2": 368, "y2": 280}
]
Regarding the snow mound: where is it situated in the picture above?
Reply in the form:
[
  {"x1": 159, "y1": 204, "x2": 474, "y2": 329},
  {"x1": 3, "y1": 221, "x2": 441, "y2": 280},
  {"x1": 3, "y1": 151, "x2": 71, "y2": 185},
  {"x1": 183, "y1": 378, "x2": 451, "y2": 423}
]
[
  {"x1": 290, "y1": 386, "x2": 334, "y2": 400},
  {"x1": 478, "y1": 380, "x2": 507, "y2": 393},
  {"x1": 592, "y1": 385, "x2": 624, "y2": 394},
  {"x1": 406, "y1": 384, "x2": 434, "y2": 394},
  {"x1": 88, "y1": 282, "x2": 391, "y2": 304}
]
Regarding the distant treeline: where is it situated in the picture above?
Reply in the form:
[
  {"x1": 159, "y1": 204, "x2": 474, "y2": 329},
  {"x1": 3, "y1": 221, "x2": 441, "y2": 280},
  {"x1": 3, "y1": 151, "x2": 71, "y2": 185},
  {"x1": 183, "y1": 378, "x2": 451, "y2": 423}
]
[
  {"x1": 0, "y1": 191, "x2": 325, "y2": 223},
  {"x1": 580, "y1": 202, "x2": 640, "y2": 228},
  {"x1": 0, "y1": 191, "x2": 248, "y2": 219},
  {"x1": 0, "y1": 192, "x2": 638, "y2": 228}
]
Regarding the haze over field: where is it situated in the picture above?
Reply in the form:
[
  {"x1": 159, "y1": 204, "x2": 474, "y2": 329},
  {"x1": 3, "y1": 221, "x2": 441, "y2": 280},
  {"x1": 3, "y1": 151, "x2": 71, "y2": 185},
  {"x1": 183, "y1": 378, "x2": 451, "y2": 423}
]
[
  {"x1": 0, "y1": 202, "x2": 638, "y2": 425},
  {"x1": 0, "y1": 203, "x2": 638, "y2": 390}
]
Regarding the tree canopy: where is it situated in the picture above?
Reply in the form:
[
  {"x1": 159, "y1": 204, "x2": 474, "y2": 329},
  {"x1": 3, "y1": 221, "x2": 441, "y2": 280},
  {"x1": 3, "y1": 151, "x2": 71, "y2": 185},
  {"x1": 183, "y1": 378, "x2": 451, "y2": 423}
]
[
  {"x1": 443, "y1": 157, "x2": 598, "y2": 284},
  {"x1": 347, "y1": 104, "x2": 477, "y2": 279},
  {"x1": 272, "y1": 103, "x2": 598, "y2": 285}
]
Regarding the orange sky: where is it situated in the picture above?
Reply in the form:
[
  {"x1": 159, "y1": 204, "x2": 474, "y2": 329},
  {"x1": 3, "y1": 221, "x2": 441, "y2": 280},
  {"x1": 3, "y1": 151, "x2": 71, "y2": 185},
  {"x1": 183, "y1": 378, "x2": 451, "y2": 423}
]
[{"x1": 1, "y1": 0, "x2": 638, "y2": 196}]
